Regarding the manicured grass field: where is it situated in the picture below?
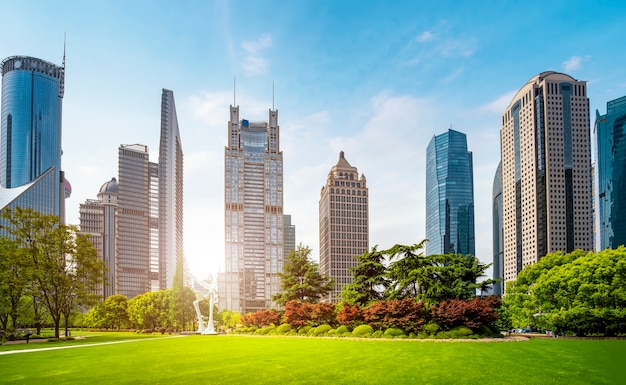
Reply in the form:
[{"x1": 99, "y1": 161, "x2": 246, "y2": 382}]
[{"x1": 0, "y1": 333, "x2": 624, "y2": 384}]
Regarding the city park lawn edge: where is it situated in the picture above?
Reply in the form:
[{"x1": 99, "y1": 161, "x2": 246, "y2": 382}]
[{"x1": 0, "y1": 333, "x2": 624, "y2": 385}]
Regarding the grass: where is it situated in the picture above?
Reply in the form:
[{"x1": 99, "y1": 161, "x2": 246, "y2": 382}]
[{"x1": 0, "y1": 333, "x2": 625, "y2": 384}]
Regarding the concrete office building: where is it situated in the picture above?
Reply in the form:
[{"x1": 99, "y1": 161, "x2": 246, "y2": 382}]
[
  {"x1": 220, "y1": 106, "x2": 284, "y2": 313},
  {"x1": 500, "y1": 72, "x2": 593, "y2": 287},
  {"x1": 425, "y1": 129, "x2": 475, "y2": 256},
  {"x1": 319, "y1": 151, "x2": 369, "y2": 303},
  {"x1": 492, "y1": 162, "x2": 503, "y2": 295},
  {"x1": 595, "y1": 95, "x2": 626, "y2": 250},
  {"x1": 284, "y1": 214, "x2": 296, "y2": 258}
]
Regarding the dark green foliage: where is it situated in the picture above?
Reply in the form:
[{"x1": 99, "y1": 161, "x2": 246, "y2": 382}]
[
  {"x1": 341, "y1": 246, "x2": 389, "y2": 305},
  {"x1": 423, "y1": 322, "x2": 440, "y2": 335},
  {"x1": 505, "y1": 247, "x2": 626, "y2": 336},
  {"x1": 272, "y1": 244, "x2": 335, "y2": 306}
]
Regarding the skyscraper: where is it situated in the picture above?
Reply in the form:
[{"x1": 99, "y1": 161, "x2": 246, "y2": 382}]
[
  {"x1": 319, "y1": 151, "x2": 369, "y2": 303},
  {"x1": 595, "y1": 95, "x2": 626, "y2": 250},
  {"x1": 158, "y1": 89, "x2": 184, "y2": 289},
  {"x1": 283, "y1": 214, "x2": 296, "y2": 258},
  {"x1": 492, "y1": 162, "x2": 503, "y2": 295},
  {"x1": 79, "y1": 178, "x2": 118, "y2": 299},
  {"x1": 425, "y1": 129, "x2": 475, "y2": 256},
  {"x1": 220, "y1": 106, "x2": 283, "y2": 313},
  {"x1": 0, "y1": 55, "x2": 66, "y2": 222},
  {"x1": 500, "y1": 71, "x2": 593, "y2": 287},
  {"x1": 117, "y1": 144, "x2": 151, "y2": 298}
]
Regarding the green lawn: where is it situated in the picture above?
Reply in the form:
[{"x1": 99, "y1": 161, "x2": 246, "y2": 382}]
[{"x1": 0, "y1": 333, "x2": 624, "y2": 384}]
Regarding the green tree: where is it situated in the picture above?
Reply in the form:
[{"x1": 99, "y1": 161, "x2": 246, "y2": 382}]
[
  {"x1": 272, "y1": 244, "x2": 335, "y2": 306},
  {"x1": 383, "y1": 241, "x2": 494, "y2": 303},
  {"x1": 128, "y1": 290, "x2": 171, "y2": 330},
  {"x1": 103, "y1": 294, "x2": 130, "y2": 329},
  {"x1": 0, "y1": 236, "x2": 30, "y2": 335},
  {"x1": 340, "y1": 246, "x2": 388, "y2": 305},
  {"x1": 506, "y1": 247, "x2": 626, "y2": 336},
  {"x1": 169, "y1": 262, "x2": 195, "y2": 331},
  {"x1": 2, "y1": 207, "x2": 105, "y2": 338}
]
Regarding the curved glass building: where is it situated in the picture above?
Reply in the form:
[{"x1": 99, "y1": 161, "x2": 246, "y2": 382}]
[{"x1": 0, "y1": 55, "x2": 65, "y2": 222}]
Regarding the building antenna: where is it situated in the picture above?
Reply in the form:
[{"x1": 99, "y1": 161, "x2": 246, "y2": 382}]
[
  {"x1": 233, "y1": 76, "x2": 236, "y2": 106},
  {"x1": 60, "y1": 32, "x2": 66, "y2": 98},
  {"x1": 272, "y1": 80, "x2": 275, "y2": 110}
]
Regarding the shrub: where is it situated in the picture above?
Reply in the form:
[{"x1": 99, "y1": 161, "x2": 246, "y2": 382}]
[
  {"x1": 285, "y1": 301, "x2": 313, "y2": 328},
  {"x1": 433, "y1": 298, "x2": 498, "y2": 330},
  {"x1": 337, "y1": 302, "x2": 364, "y2": 327},
  {"x1": 288, "y1": 330, "x2": 298, "y2": 336},
  {"x1": 298, "y1": 326, "x2": 312, "y2": 335},
  {"x1": 241, "y1": 309, "x2": 281, "y2": 328},
  {"x1": 335, "y1": 325, "x2": 351, "y2": 334},
  {"x1": 363, "y1": 299, "x2": 427, "y2": 333},
  {"x1": 327, "y1": 329, "x2": 336, "y2": 335},
  {"x1": 310, "y1": 303, "x2": 337, "y2": 327},
  {"x1": 158, "y1": 327, "x2": 167, "y2": 334},
  {"x1": 143, "y1": 329, "x2": 153, "y2": 334},
  {"x1": 276, "y1": 324, "x2": 291, "y2": 334},
  {"x1": 372, "y1": 330, "x2": 384, "y2": 338},
  {"x1": 423, "y1": 322, "x2": 440, "y2": 335},
  {"x1": 352, "y1": 324, "x2": 374, "y2": 337},
  {"x1": 313, "y1": 324, "x2": 333, "y2": 336},
  {"x1": 449, "y1": 325, "x2": 474, "y2": 337},
  {"x1": 383, "y1": 327, "x2": 405, "y2": 337}
]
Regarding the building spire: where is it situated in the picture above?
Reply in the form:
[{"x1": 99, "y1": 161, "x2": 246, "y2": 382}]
[
  {"x1": 60, "y1": 32, "x2": 66, "y2": 98},
  {"x1": 272, "y1": 81, "x2": 275, "y2": 110},
  {"x1": 233, "y1": 76, "x2": 236, "y2": 106}
]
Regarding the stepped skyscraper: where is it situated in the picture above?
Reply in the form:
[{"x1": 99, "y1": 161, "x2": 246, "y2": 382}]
[{"x1": 220, "y1": 106, "x2": 283, "y2": 314}]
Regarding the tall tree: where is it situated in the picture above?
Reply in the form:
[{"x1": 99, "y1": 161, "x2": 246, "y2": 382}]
[
  {"x1": 169, "y1": 261, "x2": 195, "y2": 331},
  {"x1": 3, "y1": 207, "x2": 105, "y2": 338},
  {"x1": 0, "y1": 236, "x2": 30, "y2": 334},
  {"x1": 272, "y1": 244, "x2": 335, "y2": 306},
  {"x1": 341, "y1": 246, "x2": 389, "y2": 305}
]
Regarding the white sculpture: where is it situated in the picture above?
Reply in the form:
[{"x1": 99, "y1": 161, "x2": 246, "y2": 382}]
[{"x1": 193, "y1": 275, "x2": 218, "y2": 335}]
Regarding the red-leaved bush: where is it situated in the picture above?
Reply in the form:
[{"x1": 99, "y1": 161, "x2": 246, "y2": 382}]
[
  {"x1": 240, "y1": 309, "x2": 281, "y2": 327},
  {"x1": 433, "y1": 297, "x2": 498, "y2": 330},
  {"x1": 337, "y1": 302, "x2": 364, "y2": 327},
  {"x1": 362, "y1": 299, "x2": 427, "y2": 333},
  {"x1": 284, "y1": 301, "x2": 338, "y2": 327}
]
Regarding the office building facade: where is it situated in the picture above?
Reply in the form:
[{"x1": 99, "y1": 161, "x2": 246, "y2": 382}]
[
  {"x1": 220, "y1": 106, "x2": 284, "y2": 313},
  {"x1": 595, "y1": 95, "x2": 626, "y2": 250},
  {"x1": 319, "y1": 151, "x2": 369, "y2": 303},
  {"x1": 500, "y1": 71, "x2": 593, "y2": 287},
  {"x1": 425, "y1": 129, "x2": 475, "y2": 256},
  {"x1": 492, "y1": 162, "x2": 503, "y2": 295},
  {"x1": 0, "y1": 55, "x2": 66, "y2": 222},
  {"x1": 283, "y1": 214, "x2": 296, "y2": 258}
]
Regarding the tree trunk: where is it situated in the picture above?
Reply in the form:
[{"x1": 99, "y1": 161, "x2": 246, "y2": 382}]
[{"x1": 53, "y1": 315, "x2": 61, "y2": 338}]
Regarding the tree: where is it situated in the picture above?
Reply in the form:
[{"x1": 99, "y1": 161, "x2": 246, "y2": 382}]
[
  {"x1": 103, "y1": 294, "x2": 130, "y2": 329},
  {"x1": 0, "y1": 236, "x2": 29, "y2": 335},
  {"x1": 127, "y1": 290, "x2": 171, "y2": 330},
  {"x1": 169, "y1": 262, "x2": 195, "y2": 331},
  {"x1": 272, "y1": 244, "x2": 335, "y2": 306},
  {"x1": 506, "y1": 247, "x2": 626, "y2": 336},
  {"x1": 383, "y1": 241, "x2": 494, "y2": 303},
  {"x1": 341, "y1": 246, "x2": 389, "y2": 305},
  {"x1": 2, "y1": 207, "x2": 105, "y2": 338}
]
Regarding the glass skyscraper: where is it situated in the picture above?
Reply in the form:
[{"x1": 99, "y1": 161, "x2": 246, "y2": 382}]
[
  {"x1": 0, "y1": 55, "x2": 65, "y2": 222},
  {"x1": 595, "y1": 95, "x2": 626, "y2": 250},
  {"x1": 425, "y1": 129, "x2": 475, "y2": 256},
  {"x1": 220, "y1": 106, "x2": 283, "y2": 314},
  {"x1": 492, "y1": 162, "x2": 503, "y2": 295}
]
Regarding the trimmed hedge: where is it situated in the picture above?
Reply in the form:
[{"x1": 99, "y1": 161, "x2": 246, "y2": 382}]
[
  {"x1": 313, "y1": 324, "x2": 333, "y2": 336},
  {"x1": 276, "y1": 324, "x2": 291, "y2": 334},
  {"x1": 383, "y1": 327, "x2": 405, "y2": 337},
  {"x1": 352, "y1": 324, "x2": 374, "y2": 337}
]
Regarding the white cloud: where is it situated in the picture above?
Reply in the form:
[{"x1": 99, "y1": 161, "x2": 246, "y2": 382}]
[
  {"x1": 476, "y1": 90, "x2": 517, "y2": 115},
  {"x1": 436, "y1": 37, "x2": 477, "y2": 58},
  {"x1": 442, "y1": 67, "x2": 464, "y2": 83},
  {"x1": 240, "y1": 34, "x2": 272, "y2": 76},
  {"x1": 562, "y1": 55, "x2": 591, "y2": 72},
  {"x1": 241, "y1": 34, "x2": 272, "y2": 53},
  {"x1": 416, "y1": 31, "x2": 435, "y2": 42}
]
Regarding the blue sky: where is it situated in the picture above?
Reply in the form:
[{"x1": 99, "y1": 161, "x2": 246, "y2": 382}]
[{"x1": 2, "y1": 1, "x2": 625, "y2": 279}]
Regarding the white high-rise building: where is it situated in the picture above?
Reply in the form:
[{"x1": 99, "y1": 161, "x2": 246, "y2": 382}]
[
  {"x1": 500, "y1": 72, "x2": 593, "y2": 288},
  {"x1": 220, "y1": 106, "x2": 283, "y2": 313}
]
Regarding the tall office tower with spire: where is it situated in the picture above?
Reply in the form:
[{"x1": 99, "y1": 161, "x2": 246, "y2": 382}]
[
  {"x1": 158, "y1": 89, "x2": 184, "y2": 289},
  {"x1": 220, "y1": 105, "x2": 283, "y2": 313},
  {"x1": 0, "y1": 55, "x2": 67, "y2": 223},
  {"x1": 595, "y1": 95, "x2": 626, "y2": 251},
  {"x1": 425, "y1": 129, "x2": 475, "y2": 256},
  {"x1": 319, "y1": 151, "x2": 369, "y2": 303},
  {"x1": 500, "y1": 72, "x2": 593, "y2": 288}
]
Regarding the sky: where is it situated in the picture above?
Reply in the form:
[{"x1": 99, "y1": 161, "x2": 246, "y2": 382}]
[{"x1": 2, "y1": 0, "x2": 626, "y2": 280}]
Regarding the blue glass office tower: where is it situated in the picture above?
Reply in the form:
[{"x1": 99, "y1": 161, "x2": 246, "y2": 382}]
[
  {"x1": 595, "y1": 95, "x2": 626, "y2": 250},
  {"x1": 425, "y1": 129, "x2": 475, "y2": 256},
  {"x1": 0, "y1": 56, "x2": 65, "y2": 222}
]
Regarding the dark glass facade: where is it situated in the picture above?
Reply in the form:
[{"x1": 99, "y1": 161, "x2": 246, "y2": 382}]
[
  {"x1": 492, "y1": 162, "x2": 503, "y2": 295},
  {"x1": 596, "y1": 95, "x2": 626, "y2": 250},
  {"x1": 425, "y1": 129, "x2": 475, "y2": 256}
]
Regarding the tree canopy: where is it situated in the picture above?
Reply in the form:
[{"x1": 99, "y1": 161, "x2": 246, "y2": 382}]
[
  {"x1": 272, "y1": 244, "x2": 335, "y2": 306},
  {"x1": 505, "y1": 247, "x2": 626, "y2": 336}
]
